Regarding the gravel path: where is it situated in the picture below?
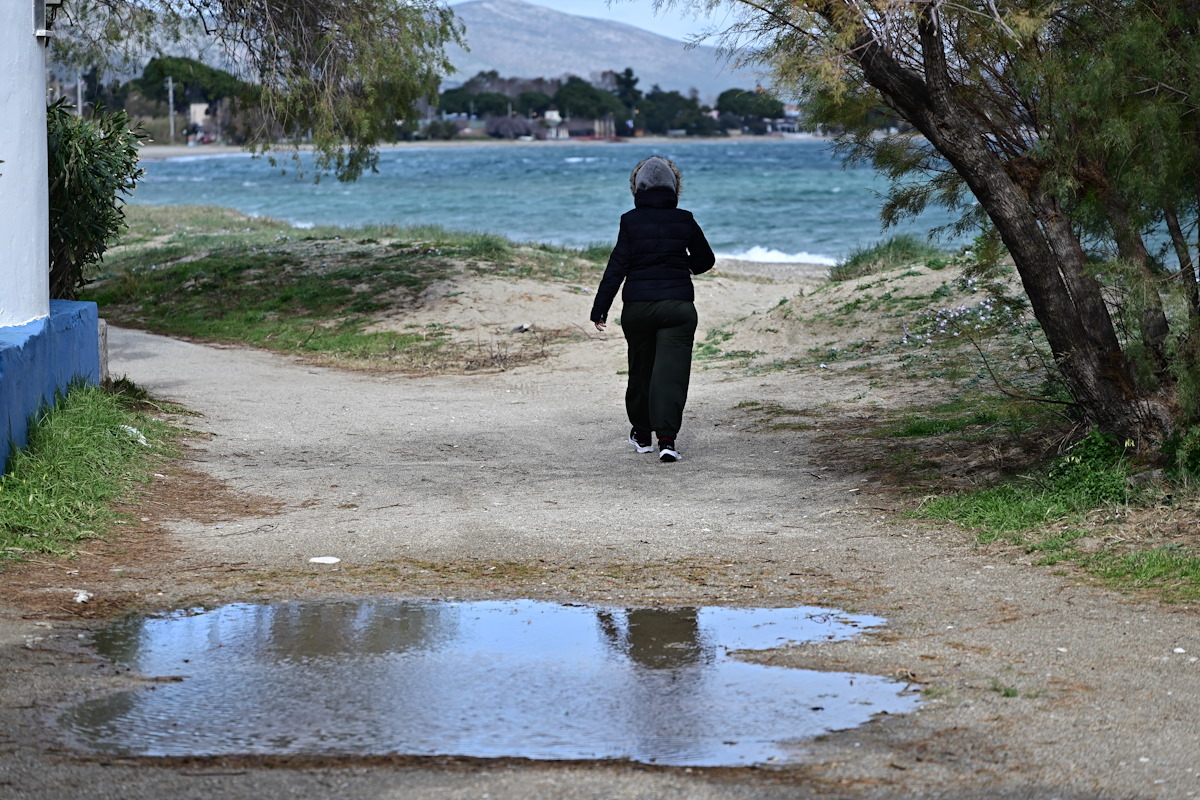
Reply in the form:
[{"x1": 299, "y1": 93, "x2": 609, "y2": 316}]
[{"x1": 1, "y1": 274, "x2": 1198, "y2": 798}]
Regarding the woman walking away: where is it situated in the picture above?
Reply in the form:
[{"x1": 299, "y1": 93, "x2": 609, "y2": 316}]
[{"x1": 590, "y1": 156, "x2": 715, "y2": 463}]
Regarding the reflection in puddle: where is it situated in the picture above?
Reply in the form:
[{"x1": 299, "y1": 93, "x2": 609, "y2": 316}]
[{"x1": 62, "y1": 600, "x2": 918, "y2": 766}]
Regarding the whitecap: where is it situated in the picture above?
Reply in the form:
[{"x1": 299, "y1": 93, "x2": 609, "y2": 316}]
[
  {"x1": 291, "y1": 221, "x2": 315, "y2": 229},
  {"x1": 162, "y1": 153, "x2": 252, "y2": 163},
  {"x1": 717, "y1": 246, "x2": 838, "y2": 266}
]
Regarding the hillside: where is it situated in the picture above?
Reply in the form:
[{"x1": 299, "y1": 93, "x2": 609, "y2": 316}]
[{"x1": 446, "y1": 0, "x2": 761, "y2": 103}]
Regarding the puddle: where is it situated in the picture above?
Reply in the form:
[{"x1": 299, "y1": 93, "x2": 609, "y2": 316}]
[{"x1": 61, "y1": 599, "x2": 918, "y2": 766}]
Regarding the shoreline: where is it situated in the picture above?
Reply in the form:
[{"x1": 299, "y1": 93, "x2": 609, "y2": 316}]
[
  {"x1": 123, "y1": 201, "x2": 834, "y2": 278},
  {"x1": 124, "y1": 199, "x2": 833, "y2": 278},
  {"x1": 136, "y1": 134, "x2": 832, "y2": 162},
  {"x1": 133, "y1": 137, "x2": 843, "y2": 276},
  {"x1": 713, "y1": 257, "x2": 830, "y2": 283}
]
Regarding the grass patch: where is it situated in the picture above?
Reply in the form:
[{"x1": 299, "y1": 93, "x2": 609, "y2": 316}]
[
  {"x1": 884, "y1": 396, "x2": 1011, "y2": 438},
  {"x1": 912, "y1": 426, "x2": 1200, "y2": 601},
  {"x1": 878, "y1": 392, "x2": 1058, "y2": 446},
  {"x1": 830, "y1": 234, "x2": 945, "y2": 282},
  {"x1": 919, "y1": 429, "x2": 1132, "y2": 542},
  {"x1": 1087, "y1": 547, "x2": 1200, "y2": 601},
  {"x1": 1026, "y1": 528, "x2": 1088, "y2": 565},
  {"x1": 85, "y1": 205, "x2": 606, "y2": 370},
  {"x1": 735, "y1": 400, "x2": 818, "y2": 431},
  {"x1": 695, "y1": 328, "x2": 736, "y2": 360},
  {"x1": 0, "y1": 382, "x2": 176, "y2": 562},
  {"x1": 921, "y1": 484, "x2": 1082, "y2": 542}
]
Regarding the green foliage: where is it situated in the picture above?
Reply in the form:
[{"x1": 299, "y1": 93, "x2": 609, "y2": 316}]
[
  {"x1": 54, "y1": 0, "x2": 463, "y2": 182},
  {"x1": 1025, "y1": 529, "x2": 1089, "y2": 565},
  {"x1": 467, "y1": 91, "x2": 513, "y2": 117},
  {"x1": 553, "y1": 76, "x2": 624, "y2": 120},
  {"x1": 716, "y1": 88, "x2": 785, "y2": 120},
  {"x1": 84, "y1": 205, "x2": 604, "y2": 365},
  {"x1": 86, "y1": 241, "x2": 447, "y2": 338},
  {"x1": 919, "y1": 428, "x2": 1131, "y2": 540},
  {"x1": 438, "y1": 87, "x2": 476, "y2": 115},
  {"x1": 1088, "y1": 547, "x2": 1200, "y2": 601},
  {"x1": 830, "y1": 235, "x2": 944, "y2": 282},
  {"x1": 888, "y1": 408, "x2": 1000, "y2": 438},
  {"x1": 422, "y1": 120, "x2": 460, "y2": 140},
  {"x1": 686, "y1": 0, "x2": 1200, "y2": 444},
  {"x1": 134, "y1": 57, "x2": 248, "y2": 108},
  {"x1": 612, "y1": 68, "x2": 642, "y2": 107},
  {"x1": 46, "y1": 100, "x2": 146, "y2": 300},
  {"x1": 1167, "y1": 330, "x2": 1200, "y2": 424},
  {"x1": 0, "y1": 383, "x2": 174, "y2": 561},
  {"x1": 638, "y1": 86, "x2": 719, "y2": 135},
  {"x1": 518, "y1": 91, "x2": 553, "y2": 116},
  {"x1": 1162, "y1": 426, "x2": 1200, "y2": 481},
  {"x1": 460, "y1": 233, "x2": 513, "y2": 261}
]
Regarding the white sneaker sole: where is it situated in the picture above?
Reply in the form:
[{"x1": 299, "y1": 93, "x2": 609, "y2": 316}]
[
  {"x1": 628, "y1": 435, "x2": 655, "y2": 454},
  {"x1": 659, "y1": 448, "x2": 681, "y2": 462}
]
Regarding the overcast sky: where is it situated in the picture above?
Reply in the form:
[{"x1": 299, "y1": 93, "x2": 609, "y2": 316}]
[{"x1": 452, "y1": 0, "x2": 731, "y2": 42}]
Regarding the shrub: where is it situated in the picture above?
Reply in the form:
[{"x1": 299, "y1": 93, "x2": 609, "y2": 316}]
[
  {"x1": 47, "y1": 100, "x2": 146, "y2": 300},
  {"x1": 1162, "y1": 426, "x2": 1200, "y2": 481},
  {"x1": 830, "y1": 234, "x2": 944, "y2": 282}
]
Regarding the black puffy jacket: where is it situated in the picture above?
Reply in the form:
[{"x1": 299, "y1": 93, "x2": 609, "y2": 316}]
[{"x1": 590, "y1": 186, "x2": 715, "y2": 324}]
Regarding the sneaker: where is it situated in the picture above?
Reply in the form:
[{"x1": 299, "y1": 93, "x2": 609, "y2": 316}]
[
  {"x1": 628, "y1": 428, "x2": 655, "y2": 454},
  {"x1": 658, "y1": 440, "x2": 681, "y2": 462}
]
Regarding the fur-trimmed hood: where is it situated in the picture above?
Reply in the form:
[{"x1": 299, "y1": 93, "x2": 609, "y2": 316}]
[{"x1": 630, "y1": 156, "x2": 682, "y2": 198}]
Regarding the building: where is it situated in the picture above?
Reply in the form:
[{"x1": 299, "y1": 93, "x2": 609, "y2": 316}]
[{"x1": 0, "y1": 2, "x2": 103, "y2": 473}]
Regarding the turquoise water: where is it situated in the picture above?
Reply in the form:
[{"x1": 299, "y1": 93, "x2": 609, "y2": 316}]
[{"x1": 133, "y1": 139, "x2": 965, "y2": 264}]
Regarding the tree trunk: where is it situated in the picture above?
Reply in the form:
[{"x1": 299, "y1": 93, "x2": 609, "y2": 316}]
[
  {"x1": 1102, "y1": 193, "x2": 1171, "y2": 373},
  {"x1": 833, "y1": 7, "x2": 1173, "y2": 445},
  {"x1": 48, "y1": 250, "x2": 78, "y2": 301},
  {"x1": 1164, "y1": 206, "x2": 1200, "y2": 319}
]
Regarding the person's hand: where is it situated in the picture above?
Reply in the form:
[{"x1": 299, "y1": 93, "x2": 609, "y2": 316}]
[{"x1": 594, "y1": 321, "x2": 606, "y2": 332}]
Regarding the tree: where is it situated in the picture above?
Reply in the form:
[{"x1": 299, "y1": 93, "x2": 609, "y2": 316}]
[
  {"x1": 679, "y1": 0, "x2": 1199, "y2": 446},
  {"x1": 133, "y1": 56, "x2": 248, "y2": 109},
  {"x1": 611, "y1": 67, "x2": 643, "y2": 108},
  {"x1": 553, "y1": 76, "x2": 622, "y2": 120},
  {"x1": 518, "y1": 91, "x2": 553, "y2": 117},
  {"x1": 716, "y1": 88, "x2": 783, "y2": 121},
  {"x1": 52, "y1": 0, "x2": 463, "y2": 181},
  {"x1": 473, "y1": 92, "x2": 513, "y2": 117},
  {"x1": 439, "y1": 86, "x2": 476, "y2": 115},
  {"x1": 46, "y1": 100, "x2": 145, "y2": 300},
  {"x1": 640, "y1": 86, "x2": 703, "y2": 134}
]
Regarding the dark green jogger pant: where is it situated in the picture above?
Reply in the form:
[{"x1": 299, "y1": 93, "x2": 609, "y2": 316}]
[{"x1": 620, "y1": 299, "x2": 698, "y2": 440}]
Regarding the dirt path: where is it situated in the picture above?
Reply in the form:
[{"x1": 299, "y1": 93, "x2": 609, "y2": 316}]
[{"x1": 1, "y1": 264, "x2": 1198, "y2": 799}]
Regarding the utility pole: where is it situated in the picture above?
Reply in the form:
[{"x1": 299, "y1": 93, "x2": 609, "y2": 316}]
[
  {"x1": 75, "y1": 73, "x2": 83, "y2": 115},
  {"x1": 165, "y1": 75, "x2": 175, "y2": 144}
]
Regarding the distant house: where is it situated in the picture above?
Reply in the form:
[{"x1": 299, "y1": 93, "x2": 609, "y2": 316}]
[
  {"x1": 541, "y1": 107, "x2": 569, "y2": 140},
  {"x1": 1, "y1": 3, "x2": 102, "y2": 473},
  {"x1": 563, "y1": 118, "x2": 595, "y2": 137}
]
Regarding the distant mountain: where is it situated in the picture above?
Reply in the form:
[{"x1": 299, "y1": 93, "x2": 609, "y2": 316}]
[{"x1": 445, "y1": 0, "x2": 760, "y2": 103}]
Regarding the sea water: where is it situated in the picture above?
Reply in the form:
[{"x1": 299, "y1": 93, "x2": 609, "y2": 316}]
[{"x1": 132, "y1": 138, "x2": 966, "y2": 264}]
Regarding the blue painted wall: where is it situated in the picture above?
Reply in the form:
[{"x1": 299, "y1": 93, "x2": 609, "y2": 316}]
[{"x1": 0, "y1": 300, "x2": 100, "y2": 474}]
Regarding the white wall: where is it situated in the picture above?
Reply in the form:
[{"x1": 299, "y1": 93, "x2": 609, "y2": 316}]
[{"x1": 0, "y1": 0, "x2": 50, "y2": 327}]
